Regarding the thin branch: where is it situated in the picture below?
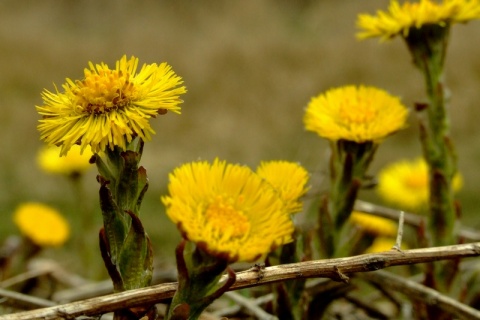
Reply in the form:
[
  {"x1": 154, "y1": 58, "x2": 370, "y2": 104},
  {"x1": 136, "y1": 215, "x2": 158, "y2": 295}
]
[
  {"x1": 393, "y1": 210, "x2": 405, "y2": 251},
  {"x1": 0, "y1": 288, "x2": 56, "y2": 310},
  {"x1": 223, "y1": 292, "x2": 278, "y2": 320},
  {"x1": 359, "y1": 270, "x2": 480, "y2": 320},
  {"x1": 2, "y1": 242, "x2": 480, "y2": 320},
  {"x1": 344, "y1": 293, "x2": 390, "y2": 319},
  {"x1": 213, "y1": 293, "x2": 273, "y2": 317},
  {"x1": 354, "y1": 200, "x2": 480, "y2": 241}
]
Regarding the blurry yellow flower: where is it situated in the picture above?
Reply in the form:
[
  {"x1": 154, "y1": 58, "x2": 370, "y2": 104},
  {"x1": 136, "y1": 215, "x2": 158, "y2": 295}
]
[
  {"x1": 349, "y1": 211, "x2": 397, "y2": 237},
  {"x1": 162, "y1": 159, "x2": 295, "y2": 262},
  {"x1": 37, "y1": 145, "x2": 93, "y2": 176},
  {"x1": 37, "y1": 55, "x2": 186, "y2": 156},
  {"x1": 365, "y1": 237, "x2": 407, "y2": 253},
  {"x1": 256, "y1": 161, "x2": 309, "y2": 214},
  {"x1": 377, "y1": 158, "x2": 462, "y2": 211},
  {"x1": 304, "y1": 85, "x2": 408, "y2": 143},
  {"x1": 357, "y1": 0, "x2": 480, "y2": 41},
  {"x1": 13, "y1": 203, "x2": 70, "y2": 246}
]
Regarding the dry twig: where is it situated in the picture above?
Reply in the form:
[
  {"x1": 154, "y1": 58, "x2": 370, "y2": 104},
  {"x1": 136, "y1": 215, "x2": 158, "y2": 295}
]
[
  {"x1": 1, "y1": 242, "x2": 479, "y2": 320},
  {"x1": 223, "y1": 292, "x2": 277, "y2": 320},
  {"x1": 359, "y1": 270, "x2": 480, "y2": 320},
  {"x1": 354, "y1": 200, "x2": 480, "y2": 241}
]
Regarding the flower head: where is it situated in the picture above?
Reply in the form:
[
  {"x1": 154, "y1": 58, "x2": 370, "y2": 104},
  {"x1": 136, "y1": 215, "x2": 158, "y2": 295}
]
[
  {"x1": 377, "y1": 158, "x2": 463, "y2": 211},
  {"x1": 37, "y1": 145, "x2": 93, "y2": 176},
  {"x1": 162, "y1": 159, "x2": 295, "y2": 262},
  {"x1": 304, "y1": 85, "x2": 408, "y2": 143},
  {"x1": 349, "y1": 211, "x2": 397, "y2": 237},
  {"x1": 37, "y1": 55, "x2": 186, "y2": 156},
  {"x1": 256, "y1": 161, "x2": 309, "y2": 214},
  {"x1": 357, "y1": 0, "x2": 480, "y2": 41},
  {"x1": 13, "y1": 203, "x2": 70, "y2": 246}
]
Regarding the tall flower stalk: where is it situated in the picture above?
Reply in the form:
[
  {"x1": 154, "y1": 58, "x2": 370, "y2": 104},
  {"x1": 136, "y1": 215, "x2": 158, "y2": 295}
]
[
  {"x1": 304, "y1": 85, "x2": 408, "y2": 257},
  {"x1": 357, "y1": 3, "x2": 480, "y2": 317},
  {"x1": 357, "y1": 0, "x2": 480, "y2": 246},
  {"x1": 36, "y1": 55, "x2": 186, "y2": 320}
]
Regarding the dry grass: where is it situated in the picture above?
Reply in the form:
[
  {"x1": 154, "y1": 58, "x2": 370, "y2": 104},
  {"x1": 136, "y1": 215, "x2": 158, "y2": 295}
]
[{"x1": 1, "y1": 0, "x2": 480, "y2": 280}]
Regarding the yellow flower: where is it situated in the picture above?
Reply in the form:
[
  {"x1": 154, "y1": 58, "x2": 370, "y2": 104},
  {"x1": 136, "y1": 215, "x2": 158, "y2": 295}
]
[
  {"x1": 349, "y1": 211, "x2": 397, "y2": 237},
  {"x1": 256, "y1": 161, "x2": 309, "y2": 214},
  {"x1": 162, "y1": 159, "x2": 295, "y2": 262},
  {"x1": 377, "y1": 158, "x2": 463, "y2": 211},
  {"x1": 13, "y1": 203, "x2": 70, "y2": 246},
  {"x1": 365, "y1": 237, "x2": 407, "y2": 253},
  {"x1": 37, "y1": 145, "x2": 93, "y2": 176},
  {"x1": 357, "y1": 0, "x2": 480, "y2": 41},
  {"x1": 36, "y1": 55, "x2": 186, "y2": 156},
  {"x1": 304, "y1": 85, "x2": 408, "y2": 143}
]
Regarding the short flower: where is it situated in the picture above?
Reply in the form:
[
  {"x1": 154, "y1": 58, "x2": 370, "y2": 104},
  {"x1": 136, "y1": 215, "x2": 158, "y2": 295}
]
[
  {"x1": 304, "y1": 85, "x2": 408, "y2": 143},
  {"x1": 37, "y1": 55, "x2": 186, "y2": 156},
  {"x1": 377, "y1": 158, "x2": 463, "y2": 211},
  {"x1": 13, "y1": 202, "x2": 70, "y2": 246},
  {"x1": 37, "y1": 145, "x2": 93, "y2": 176},
  {"x1": 349, "y1": 211, "x2": 397, "y2": 237},
  {"x1": 357, "y1": 0, "x2": 480, "y2": 41},
  {"x1": 162, "y1": 159, "x2": 295, "y2": 262},
  {"x1": 256, "y1": 161, "x2": 310, "y2": 214}
]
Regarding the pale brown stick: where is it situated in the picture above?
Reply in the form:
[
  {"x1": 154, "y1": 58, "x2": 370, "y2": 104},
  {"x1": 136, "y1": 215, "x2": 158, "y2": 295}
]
[
  {"x1": 359, "y1": 270, "x2": 480, "y2": 320},
  {"x1": 2, "y1": 242, "x2": 480, "y2": 320},
  {"x1": 0, "y1": 288, "x2": 55, "y2": 310},
  {"x1": 393, "y1": 210, "x2": 405, "y2": 251},
  {"x1": 354, "y1": 200, "x2": 480, "y2": 241}
]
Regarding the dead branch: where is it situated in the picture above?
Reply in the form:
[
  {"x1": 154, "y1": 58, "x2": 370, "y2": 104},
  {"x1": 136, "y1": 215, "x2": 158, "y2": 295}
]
[
  {"x1": 0, "y1": 288, "x2": 55, "y2": 310},
  {"x1": 354, "y1": 200, "x2": 480, "y2": 241},
  {"x1": 2, "y1": 242, "x2": 480, "y2": 320},
  {"x1": 359, "y1": 270, "x2": 480, "y2": 320}
]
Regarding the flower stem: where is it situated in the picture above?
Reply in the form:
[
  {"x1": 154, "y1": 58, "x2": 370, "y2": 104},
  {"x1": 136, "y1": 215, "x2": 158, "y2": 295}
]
[
  {"x1": 406, "y1": 24, "x2": 458, "y2": 247},
  {"x1": 320, "y1": 140, "x2": 377, "y2": 258},
  {"x1": 167, "y1": 240, "x2": 235, "y2": 320},
  {"x1": 94, "y1": 138, "x2": 154, "y2": 319}
]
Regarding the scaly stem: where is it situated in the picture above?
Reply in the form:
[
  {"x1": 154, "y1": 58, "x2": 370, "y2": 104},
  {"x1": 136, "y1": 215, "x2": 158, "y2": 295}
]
[
  {"x1": 320, "y1": 140, "x2": 377, "y2": 258},
  {"x1": 405, "y1": 24, "x2": 458, "y2": 247},
  {"x1": 94, "y1": 138, "x2": 154, "y2": 320}
]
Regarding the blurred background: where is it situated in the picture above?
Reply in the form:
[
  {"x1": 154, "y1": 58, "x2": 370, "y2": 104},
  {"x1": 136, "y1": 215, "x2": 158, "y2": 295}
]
[{"x1": 1, "y1": 0, "x2": 480, "y2": 280}]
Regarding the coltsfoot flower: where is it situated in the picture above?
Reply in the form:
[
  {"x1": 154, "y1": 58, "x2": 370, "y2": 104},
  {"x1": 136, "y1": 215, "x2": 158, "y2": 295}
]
[
  {"x1": 37, "y1": 145, "x2": 93, "y2": 176},
  {"x1": 256, "y1": 161, "x2": 309, "y2": 214},
  {"x1": 377, "y1": 158, "x2": 463, "y2": 211},
  {"x1": 37, "y1": 55, "x2": 186, "y2": 156},
  {"x1": 304, "y1": 85, "x2": 408, "y2": 143},
  {"x1": 357, "y1": 0, "x2": 480, "y2": 41},
  {"x1": 13, "y1": 202, "x2": 70, "y2": 246},
  {"x1": 162, "y1": 159, "x2": 295, "y2": 262},
  {"x1": 349, "y1": 211, "x2": 397, "y2": 237}
]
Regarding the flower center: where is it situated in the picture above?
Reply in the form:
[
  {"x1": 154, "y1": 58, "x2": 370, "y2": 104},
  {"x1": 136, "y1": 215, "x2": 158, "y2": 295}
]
[
  {"x1": 205, "y1": 195, "x2": 250, "y2": 238},
  {"x1": 339, "y1": 101, "x2": 377, "y2": 124},
  {"x1": 73, "y1": 69, "x2": 137, "y2": 114},
  {"x1": 405, "y1": 174, "x2": 428, "y2": 190}
]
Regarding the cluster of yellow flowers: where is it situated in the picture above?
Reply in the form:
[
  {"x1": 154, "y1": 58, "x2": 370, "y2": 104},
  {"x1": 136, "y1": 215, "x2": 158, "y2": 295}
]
[
  {"x1": 26, "y1": 2, "x2": 480, "y2": 315},
  {"x1": 162, "y1": 159, "x2": 309, "y2": 262}
]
